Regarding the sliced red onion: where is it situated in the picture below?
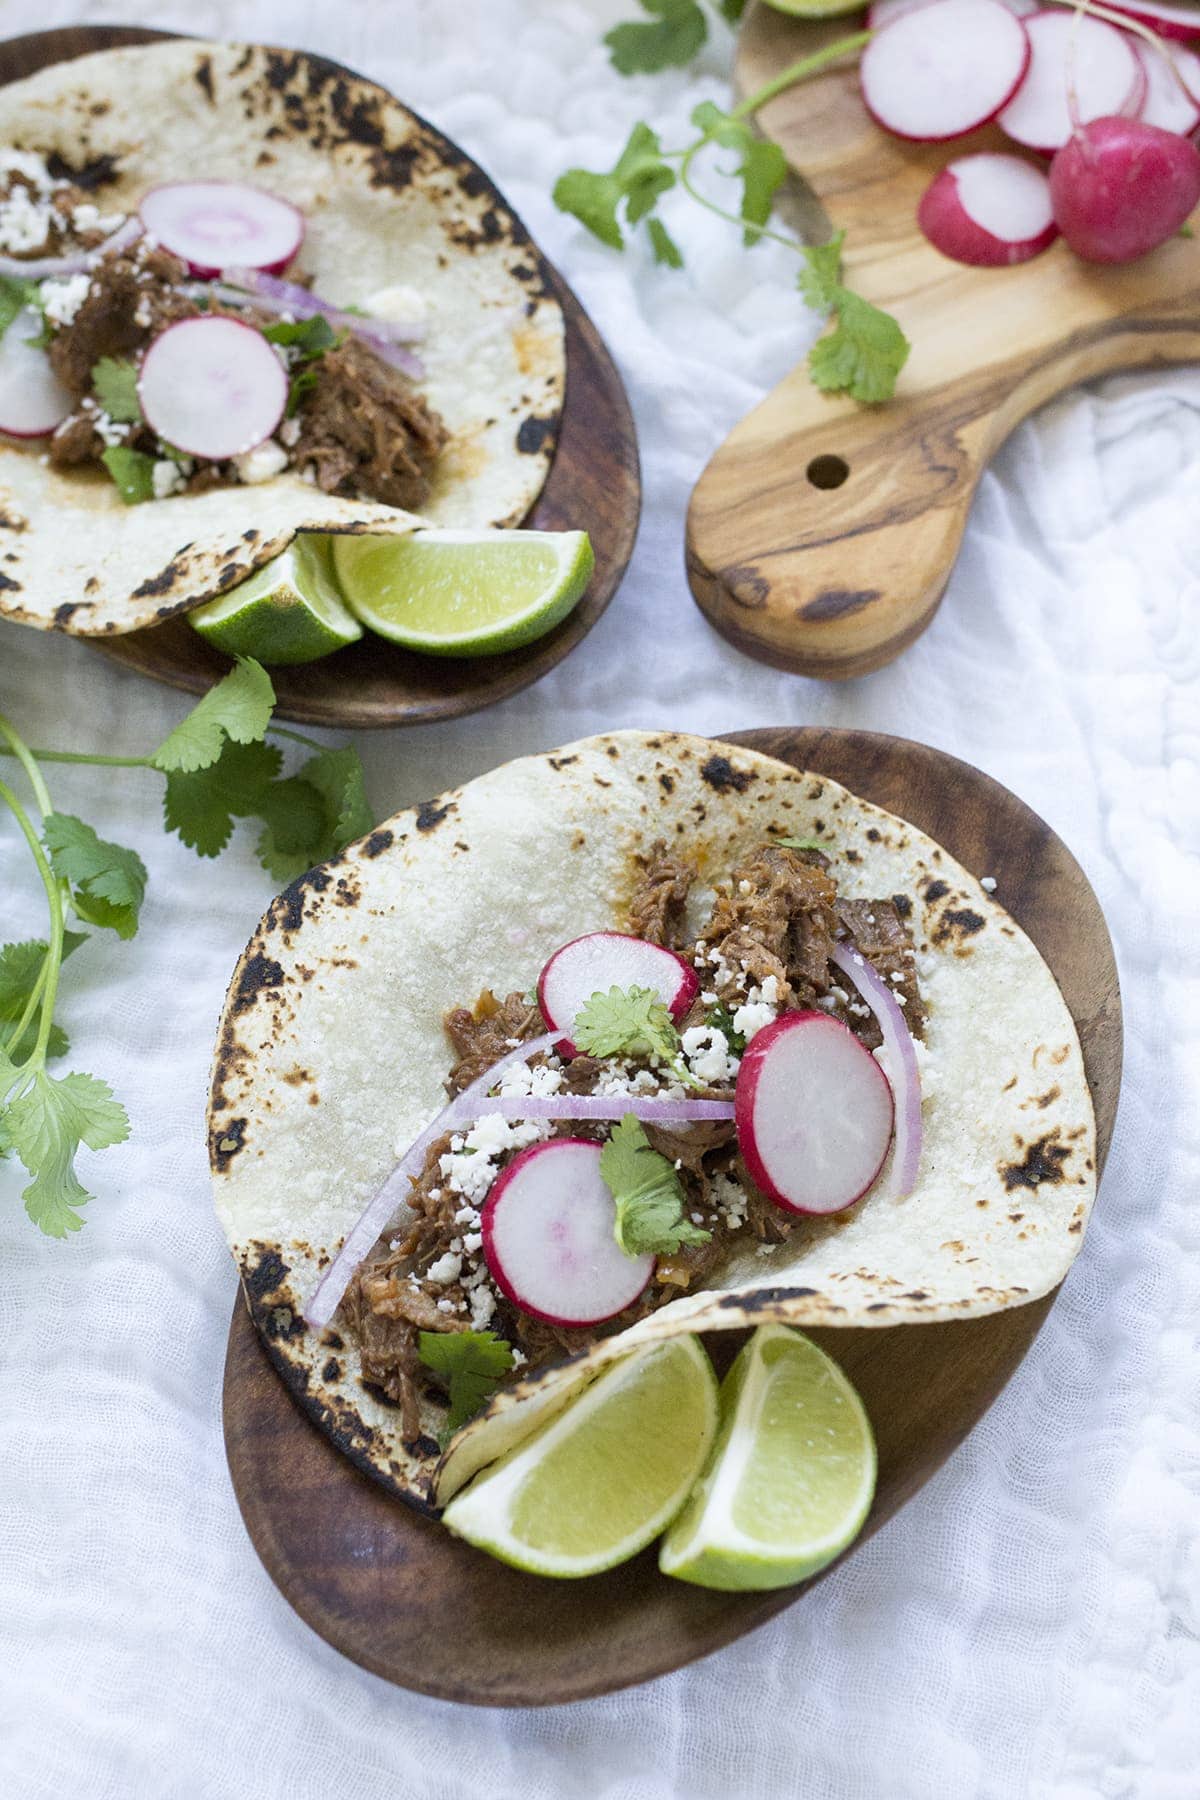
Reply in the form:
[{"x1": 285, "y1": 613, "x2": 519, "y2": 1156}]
[
  {"x1": 302, "y1": 1031, "x2": 565, "y2": 1331},
  {"x1": 211, "y1": 269, "x2": 425, "y2": 378},
  {"x1": 830, "y1": 942, "x2": 923, "y2": 1199},
  {"x1": 0, "y1": 214, "x2": 141, "y2": 281},
  {"x1": 486, "y1": 1096, "x2": 735, "y2": 1123}
]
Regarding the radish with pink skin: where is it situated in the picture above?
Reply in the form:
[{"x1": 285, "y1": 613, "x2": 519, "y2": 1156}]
[
  {"x1": 1134, "y1": 39, "x2": 1200, "y2": 134},
  {"x1": 1100, "y1": 0, "x2": 1200, "y2": 42},
  {"x1": 537, "y1": 932, "x2": 698, "y2": 1056},
  {"x1": 482, "y1": 1138, "x2": 655, "y2": 1326},
  {"x1": 0, "y1": 308, "x2": 73, "y2": 437},
  {"x1": 137, "y1": 316, "x2": 288, "y2": 460},
  {"x1": 735, "y1": 1013, "x2": 895, "y2": 1218},
  {"x1": 1050, "y1": 113, "x2": 1200, "y2": 261},
  {"x1": 860, "y1": 0, "x2": 1031, "y2": 143},
  {"x1": 139, "y1": 181, "x2": 304, "y2": 278},
  {"x1": 919, "y1": 153, "x2": 1058, "y2": 264},
  {"x1": 868, "y1": 0, "x2": 1034, "y2": 25},
  {"x1": 998, "y1": 13, "x2": 1145, "y2": 153}
]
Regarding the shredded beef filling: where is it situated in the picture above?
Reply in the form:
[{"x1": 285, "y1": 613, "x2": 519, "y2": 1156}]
[
  {"x1": 344, "y1": 840, "x2": 927, "y2": 1440},
  {"x1": 43, "y1": 240, "x2": 447, "y2": 507}
]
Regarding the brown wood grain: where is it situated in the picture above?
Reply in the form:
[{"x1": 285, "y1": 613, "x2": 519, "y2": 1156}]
[
  {"x1": 223, "y1": 729, "x2": 1122, "y2": 1705},
  {"x1": 686, "y1": 5, "x2": 1200, "y2": 678},
  {"x1": 0, "y1": 26, "x2": 640, "y2": 730}
]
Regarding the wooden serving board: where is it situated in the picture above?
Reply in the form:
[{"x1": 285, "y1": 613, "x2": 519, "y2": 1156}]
[
  {"x1": 223, "y1": 727, "x2": 1122, "y2": 1707},
  {"x1": 686, "y1": 4, "x2": 1200, "y2": 679},
  {"x1": 0, "y1": 27, "x2": 640, "y2": 731}
]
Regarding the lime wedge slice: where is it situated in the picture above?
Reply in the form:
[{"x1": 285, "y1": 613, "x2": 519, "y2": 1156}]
[
  {"x1": 441, "y1": 1338, "x2": 718, "y2": 1578},
  {"x1": 659, "y1": 1324, "x2": 876, "y2": 1591},
  {"x1": 760, "y1": 0, "x2": 865, "y2": 15},
  {"x1": 332, "y1": 527, "x2": 594, "y2": 657},
  {"x1": 189, "y1": 536, "x2": 363, "y2": 665}
]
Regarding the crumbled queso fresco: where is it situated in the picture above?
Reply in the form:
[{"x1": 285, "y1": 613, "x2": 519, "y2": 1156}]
[{"x1": 429, "y1": 1112, "x2": 553, "y2": 1328}]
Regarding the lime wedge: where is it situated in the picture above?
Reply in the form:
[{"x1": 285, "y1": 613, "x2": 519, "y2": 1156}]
[
  {"x1": 441, "y1": 1338, "x2": 718, "y2": 1578},
  {"x1": 332, "y1": 527, "x2": 594, "y2": 657},
  {"x1": 659, "y1": 1325, "x2": 876, "y2": 1591},
  {"x1": 189, "y1": 536, "x2": 362, "y2": 665},
  {"x1": 760, "y1": 0, "x2": 865, "y2": 15}
]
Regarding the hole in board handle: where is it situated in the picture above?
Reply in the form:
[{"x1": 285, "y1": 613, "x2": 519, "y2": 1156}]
[{"x1": 807, "y1": 455, "x2": 849, "y2": 490}]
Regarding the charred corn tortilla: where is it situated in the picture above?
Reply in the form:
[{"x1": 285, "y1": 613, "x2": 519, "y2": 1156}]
[
  {"x1": 0, "y1": 40, "x2": 564, "y2": 635},
  {"x1": 209, "y1": 732, "x2": 1096, "y2": 1513}
]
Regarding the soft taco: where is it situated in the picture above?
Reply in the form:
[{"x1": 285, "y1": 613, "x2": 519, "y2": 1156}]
[
  {"x1": 209, "y1": 732, "x2": 1097, "y2": 1513},
  {"x1": 0, "y1": 40, "x2": 564, "y2": 635}
]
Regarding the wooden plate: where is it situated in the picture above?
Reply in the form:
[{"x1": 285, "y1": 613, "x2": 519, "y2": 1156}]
[
  {"x1": 222, "y1": 727, "x2": 1122, "y2": 1706},
  {"x1": 685, "y1": 4, "x2": 1200, "y2": 680},
  {"x1": 0, "y1": 26, "x2": 640, "y2": 730}
]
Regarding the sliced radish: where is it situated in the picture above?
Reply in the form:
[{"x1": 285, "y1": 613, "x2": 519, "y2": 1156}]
[
  {"x1": 998, "y1": 13, "x2": 1144, "y2": 153},
  {"x1": 1101, "y1": 0, "x2": 1200, "y2": 42},
  {"x1": 1049, "y1": 114, "x2": 1200, "y2": 261},
  {"x1": 830, "y1": 943, "x2": 922, "y2": 1201},
  {"x1": 137, "y1": 317, "x2": 287, "y2": 460},
  {"x1": 0, "y1": 308, "x2": 73, "y2": 438},
  {"x1": 482, "y1": 1139, "x2": 655, "y2": 1327},
  {"x1": 537, "y1": 933, "x2": 699, "y2": 1057},
  {"x1": 139, "y1": 181, "x2": 303, "y2": 278},
  {"x1": 918, "y1": 153, "x2": 1058, "y2": 264},
  {"x1": 860, "y1": 0, "x2": 1031, "y2": 142},
  {"x1": 1135, "y1": 39, "x2": 1200, "y2": 133},
  {"x1": 735, "y1": 1013, "x2": 895, "y2": 1218}
]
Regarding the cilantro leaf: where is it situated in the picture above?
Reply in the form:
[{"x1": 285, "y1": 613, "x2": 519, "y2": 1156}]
[
  {"x1": 799, "y1": 236, "x2": 910, "y2": 405},
  {"x1": 605, "y1": 0, "x2": 708, "y2": 74},
  {"x1": 691, "y1": 101, "x2": 787, "y2": 246},
  {"x1": 719, "y1": 0, "x2": 747, "y2": 19},
  {"x1": 151, "y1": 657, "x2": 276, "y2": 775},
  {"x1": 261, "y1": 315, "x2": 339, "y2": 357},
  {"x1": 774, "y1": 836, "x2": 825, "y2": 852},
  {"x1": 162, "y1": 737, "x2": 283, "y2": 857},
  {"x1": 553, "y1": 122, "x2": 676, "y2": 251},
  {"x1": 647, "y1": 216, "x2": 683, "y2": 268},
  {"x1": 0, "y1": 275, "x2": 39, "y2": 342},
  {"x1": 572, "y1": 984, "x2": 682, "y2": 1064},
  {"x1": 91, "y1": 356, "x2": 142, "y2": 424},
  {"x1": 0, "y1": 935, "x2": 85, "y2": 1064},
  {"x1": 600, "y1": 1114, "x2": 711, "y2": 1257},
  {"x1": 101, "y1": 445, "x2": 155, "y2": 505},
  {"x1": 418, "y1": 1329, "x2": 515, "y2": 1437},
  {"x1": 4, "y1": 1066, "x2": 128, "y2": 1237},
  {"x1": 42, "y1": 813, "x2": 147, "y2": 941},
  {"x1": 256, "y1": 744, "x2": 374, "y2": 880},
  {"x1": 705, "y1": 1002, "x2": 746, "y2": 1056}
]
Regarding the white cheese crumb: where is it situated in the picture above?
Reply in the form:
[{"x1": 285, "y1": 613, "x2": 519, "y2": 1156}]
[
  {"x1": 462, "y1": 1231, "x2": 483, "y2": 1254},
  {"x1": 469, "y1": 1286, "x2": 497, "y2": 1329},
  {"x1": 435, "y1": 1298, "x2": 456, "y2": 1315},
  {"x1": 39, "y1": 272, "x2": 90, "y2": 326},
  {"x1": 151, "y1": 459, "x2": 186, "y2": 500},
  {"x1": 278, "y1": 415, "x2": 301, "y2": 447},
  {"x1": 427, "y1": 1251, "x2": 462, "y2": 1286},
  {"x1": 732, "y1": 998, "x2": 775, "y2": 1042},
  {"x1": 233, "y1": 439, "x2": 288, "y2": 485},
  {"x1": 510, "y1": 1348, "x2": 527, "y2": 1368},
  {"x1": 88, "y1": 408, "x2": 129, "y2": 448},
  {"x1": 981, "y1": 876, "x2": 997, "y2": 893},
  {"x1": 681, "y1": 1024, "x2": 740, "y2": 1086},
  {"x1": 498, "y1": 1059, "x2": 564, "y2": 1098}
]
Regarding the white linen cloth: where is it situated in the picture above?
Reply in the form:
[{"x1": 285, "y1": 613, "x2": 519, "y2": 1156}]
[{"x1": 1, "y1": 3, "x2": 1197, "y2": 1794}]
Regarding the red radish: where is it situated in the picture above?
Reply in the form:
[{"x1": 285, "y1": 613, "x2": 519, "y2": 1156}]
[
  {"x1": 1100, "y1": 0, "x2": 1200, "y2": 41},
  {"x1": 482, "y1": 1138, "x2": 655, "y2": 1326},
  {"x1": 1050, "y1": 113, "x2": 1200, "y2": 260},
  {"x1": 735, "y1": 1013, "x2": 895, "y2": 1218},
  {"x1": 537, "y1": 933, "x2": 699, "y2": 1057},
  {"x1": 139, "y1": 181, "x2": 303, "y2": 278},
  {"x1": 0, "y1": 308, "x2": 73, "y2": 437},
  {"x1": 860, "y1": 0, "x2": 1031, "y2": 142},
  {"x1": 918, "y1": 153, "x2": 1058, "y2": 264},
  {"x1": 1135, "y1": 39, "x2": 1200, "y2": 133},
  {"x1": 998, "y1": 13, "x2": 1145, "y2": 152},
  {"x1": 137, "y1": 317, "x2": 288, "y2": 460}
]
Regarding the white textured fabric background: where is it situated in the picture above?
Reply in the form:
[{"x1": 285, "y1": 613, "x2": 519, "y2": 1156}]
[{"x1": 0, "y1": 2, "x2": 1197, "y2": 1794}]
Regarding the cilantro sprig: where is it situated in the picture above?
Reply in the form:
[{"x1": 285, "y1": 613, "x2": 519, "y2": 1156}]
[
  {"x1": 418, "y1": 1329, "x2": 515, "y2": 1441},
  {"x1": 0, "y1": 657, "x2": 375, "y2": 1236},
  {"x1": 600, "y1": 1114, "x2": 711, "y2": 1257},
  {"x1": 554, "y1": 28, "x2": 910, "y2": 404},
  {"x1": 572, "y1": 983, "x2": 704, "y2": 1092}
]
